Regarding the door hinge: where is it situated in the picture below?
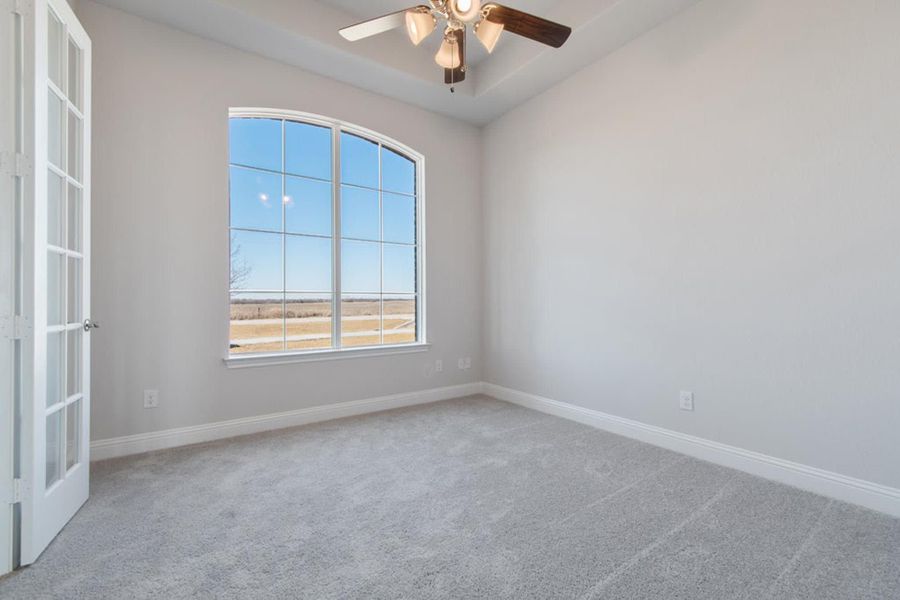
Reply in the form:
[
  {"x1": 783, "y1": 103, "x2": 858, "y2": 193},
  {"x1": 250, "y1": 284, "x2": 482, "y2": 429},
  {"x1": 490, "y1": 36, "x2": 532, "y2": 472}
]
[
  {"x1": 15, "y1": 153, "x2": 32, "y2": 178},
  {"x1": 14, "y1": 315, "x2": 29, "y2": 339},
  {"x1": 9, "y1": 479, "x2": 24, "y2": 505},
  {"x1": 9, "y1": 0, "x2": 31, "y2": 17},
  {"x1": 3, "y1": 315, "x2": 30, "y2": 341},
  {"x1": 0, "y1": 152, "x2": 31, "y2": 178}
]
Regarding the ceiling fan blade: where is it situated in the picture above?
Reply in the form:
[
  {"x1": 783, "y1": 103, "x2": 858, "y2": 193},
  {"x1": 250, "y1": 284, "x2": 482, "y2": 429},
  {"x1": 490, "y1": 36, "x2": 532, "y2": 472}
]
[
  {"x1": 483, "y1": 4, "x2": 572, "y2": 48},
  {"x1": 444, "y1": 28, "x2": 466, "y2": 84},
  {"x1": 339, "y1": 6, "x2": 427, "y2": 42}
]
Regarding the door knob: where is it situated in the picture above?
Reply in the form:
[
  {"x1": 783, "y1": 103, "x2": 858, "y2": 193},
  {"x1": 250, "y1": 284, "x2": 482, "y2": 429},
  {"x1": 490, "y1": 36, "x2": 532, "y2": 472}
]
[{"x1": 83, "y1": 319, "x2": 100, "y2": 332}]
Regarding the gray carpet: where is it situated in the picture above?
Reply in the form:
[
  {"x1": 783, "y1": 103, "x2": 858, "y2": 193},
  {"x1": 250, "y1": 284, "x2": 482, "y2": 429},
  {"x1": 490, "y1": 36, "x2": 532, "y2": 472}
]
[{"x1": 1, "y1": 395, "x2": 898, "y2": 599}]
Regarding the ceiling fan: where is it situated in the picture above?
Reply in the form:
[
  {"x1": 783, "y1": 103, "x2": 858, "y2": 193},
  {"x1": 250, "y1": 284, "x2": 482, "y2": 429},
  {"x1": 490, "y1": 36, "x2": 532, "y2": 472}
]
[{"x1": 339, "y1": 1, "x2": 572, "y2": 88}]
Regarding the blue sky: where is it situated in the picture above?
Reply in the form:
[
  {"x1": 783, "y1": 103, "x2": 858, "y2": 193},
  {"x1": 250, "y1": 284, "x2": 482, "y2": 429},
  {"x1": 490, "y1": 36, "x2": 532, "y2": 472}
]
[{"x1": 229, "y1": 118, "x2": 416, "y2": 295}]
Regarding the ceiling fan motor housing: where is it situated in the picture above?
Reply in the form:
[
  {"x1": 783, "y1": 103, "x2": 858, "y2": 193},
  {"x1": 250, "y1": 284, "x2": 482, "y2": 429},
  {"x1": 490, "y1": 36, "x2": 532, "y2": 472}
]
[{"x1": 449, "y1": 0, "x2": 481, "y2": 23}]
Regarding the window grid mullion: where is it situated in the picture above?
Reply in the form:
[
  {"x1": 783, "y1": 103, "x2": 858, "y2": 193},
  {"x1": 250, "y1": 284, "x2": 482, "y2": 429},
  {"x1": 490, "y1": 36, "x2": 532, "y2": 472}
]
[
  {"x1": 229, "y1": 163, "x2": 415, "y2": 199},
  {"x1": 333, "y1": 126, "x2": 342, "y2": 349},
  {"x1": 379, "y1": 142, "x2": 384, "y2": 346},
  {"x1": 281, "y1": 119, "x2": 287, "y2": 352}
]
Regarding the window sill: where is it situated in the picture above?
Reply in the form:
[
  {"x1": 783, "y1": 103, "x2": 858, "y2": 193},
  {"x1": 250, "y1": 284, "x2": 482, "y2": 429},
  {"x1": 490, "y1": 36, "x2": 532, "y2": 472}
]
[{"x1": 223, "y1": 343, "x2": 430, "y2": 369}]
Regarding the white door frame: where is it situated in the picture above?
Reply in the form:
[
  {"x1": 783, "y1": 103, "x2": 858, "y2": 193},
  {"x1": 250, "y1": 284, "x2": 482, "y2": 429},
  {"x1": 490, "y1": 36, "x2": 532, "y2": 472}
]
[{"x1": 1, "y1": 0, "x2": 19, "y2": 578}]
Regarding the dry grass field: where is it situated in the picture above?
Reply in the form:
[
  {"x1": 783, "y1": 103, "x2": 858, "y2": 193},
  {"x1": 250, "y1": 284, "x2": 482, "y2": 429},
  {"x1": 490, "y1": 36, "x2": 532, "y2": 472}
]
[{"x1": 230, "y1": 299, "x2": 416, "y2": 353}]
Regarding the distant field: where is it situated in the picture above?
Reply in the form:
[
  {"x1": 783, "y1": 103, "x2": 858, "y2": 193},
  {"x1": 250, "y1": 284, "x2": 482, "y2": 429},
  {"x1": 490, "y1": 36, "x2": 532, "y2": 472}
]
[
  {"x1": 230, "y1": 299, "x2": 416, "y2": 353},
  {"x1": 230, "y1": 300, "x2": 414, "y2": 319}
]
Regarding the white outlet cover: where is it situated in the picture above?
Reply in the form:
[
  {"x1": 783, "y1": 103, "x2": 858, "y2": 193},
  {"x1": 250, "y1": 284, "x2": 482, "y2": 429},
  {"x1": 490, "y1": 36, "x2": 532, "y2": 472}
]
[
  {"x1": 144, "y1": 389, "x2": 160, "y2": 409},
  {"x1": 435, "y1": 360, "x2": 443, "y2": 372},
  {"x1": 679, "y1": 391, "x2": 694, "y2": 411}
]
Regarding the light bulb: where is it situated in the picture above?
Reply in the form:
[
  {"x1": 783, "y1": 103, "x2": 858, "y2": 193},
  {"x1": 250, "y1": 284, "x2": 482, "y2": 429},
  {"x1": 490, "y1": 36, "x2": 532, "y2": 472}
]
[
  {"x1": 449, "y1": 0, "x2": 480, "y2": 23},
  {"x1": 434, "y1": 34, "x2": 461, "y2": 69},
  {"x1": 475, "y1": 18, "x2": 503, "y2": 53},
  {"x1": 405, "y1": 8, "x2": 436, "y2": 46}
]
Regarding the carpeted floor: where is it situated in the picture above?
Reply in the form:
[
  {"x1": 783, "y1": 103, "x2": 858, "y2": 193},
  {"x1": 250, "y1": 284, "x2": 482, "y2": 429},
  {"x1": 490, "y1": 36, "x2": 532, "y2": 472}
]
[{"x1": 1, "y1": 395, "x2": 898, "y2": 599}]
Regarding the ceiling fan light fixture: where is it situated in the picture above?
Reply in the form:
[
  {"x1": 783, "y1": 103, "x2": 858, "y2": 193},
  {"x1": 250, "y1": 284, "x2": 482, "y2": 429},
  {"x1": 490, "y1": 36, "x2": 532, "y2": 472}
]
[
  {"x1": 434, "y1": 32, "x2": 462, "y2": 69},
  {"x1": 339, "y1": 3, "x2": 571, "y2": 88},
  {"x1": 405, "y1": 8, "x2": 436, "y2": 46},
  {"x1": 474, "y1": 18, "x2": 503, "y2": 53},
  {"x1": 449, "y1": 0, "x2": 481, "y2": 23}
]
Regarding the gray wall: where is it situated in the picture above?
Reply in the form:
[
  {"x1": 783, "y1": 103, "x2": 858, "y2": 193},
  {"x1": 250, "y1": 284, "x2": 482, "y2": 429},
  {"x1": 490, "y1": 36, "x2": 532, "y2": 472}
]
[
  {"x1": 79, "y1": 1, "x2": 483, "y2": 441},
  {"x1": 482, "y1": 0, "x2": 900, "y2": 488}
]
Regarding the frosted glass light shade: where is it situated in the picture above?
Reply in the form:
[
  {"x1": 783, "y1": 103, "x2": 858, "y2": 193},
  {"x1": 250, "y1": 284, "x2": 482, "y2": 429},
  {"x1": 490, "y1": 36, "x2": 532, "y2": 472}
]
[
  {"x1": 475, "y1": 18, "x2": 503, "y2": 53},
  {"x1": 449, "y1": 0, "x2": 481, "y2": 23},
  {"x1": 405, "y1": 9, "x2": 436, "y2": 46},
  {"x1": 434, "y1": 35, "x2": 461, "y2": 69}
]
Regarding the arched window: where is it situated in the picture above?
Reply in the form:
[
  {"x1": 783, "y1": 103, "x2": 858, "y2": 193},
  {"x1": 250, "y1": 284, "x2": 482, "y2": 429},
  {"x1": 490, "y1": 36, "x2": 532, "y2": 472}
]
[{"x1": 227, "y1": 109, "x2": 424, "y2": 360}]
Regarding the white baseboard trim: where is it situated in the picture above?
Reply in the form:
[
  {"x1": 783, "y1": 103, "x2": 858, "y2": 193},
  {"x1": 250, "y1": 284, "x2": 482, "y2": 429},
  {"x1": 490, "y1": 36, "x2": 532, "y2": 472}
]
[
  {"x1": 484, "y1": 383, "x2": 900, "y2": 518},
  {"x1": 91, "y1": 382, "x2": 483, "y2": 462}
]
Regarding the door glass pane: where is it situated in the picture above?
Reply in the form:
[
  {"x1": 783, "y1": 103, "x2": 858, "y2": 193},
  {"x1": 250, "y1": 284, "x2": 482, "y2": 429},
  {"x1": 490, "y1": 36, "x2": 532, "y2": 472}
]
[
  {"x1": 285, "y1": 235, "x2": 331, "y2": 292},
  {"x1": 286, "y1": 294, "x2": 332, "y2": 351},
  {"x1": 229, "y1": 166, "x2": 282, "y2": 232},
  {"x1": 68, "y1": 37, "x2": 82, "y2": 110},
  {"x1": 229, "y1": 118, "x2": 282, "y2": 172},
  {"x1": 383, "y1": 245, "x2": 416, "y2": 293},
  {"x1": 229, "y1": 230, "x2": 282, "y2": 291},
  {"x1": 66, "y1": 400, "x2": 81, "y2": 470},
  {"x1": 340, "y1": 133, "x2": 378, "y2": 189},
  {"x1": 285, "y1": 121, "x2": 331, "y2": 180},
  {"x1": 383, "y1": 192, "x2": 415, "y2": 244},
  {"x1": 47, "y1": 251, "x2": 64, "y2": 325},
  {"x1": 383, "y1": 295, "x2": 417, "y2": 345},
  {"x1": 67, "y1": 257, "x2": 81, "y2": 323},
  {"x1": 67, "y1": 111, "x2": 82, "y2": 181},
  {"x1": 229, "y1": 293, "x2": 283, "y2": 354},
  {"x1": 341, "y1": 240, "x2": 380, "y2": 293},
  {"x1": 48, "y1": 170, "x2": 65, "y2": 247},
  {"x1": 48, "y1": 90, "x2": 64, "y2": 169},
  {"x1": 381, "y1": 148, "x2": 415, "y2": 195},
  {"x1": 341, "y1": 186, "x2": 379, "y2": 241},
  {"x1": 47, "y1": 332, "x2": 64, "y2": 407},
  {"x1": 341, "y1": 295, "x2": 380, "y2": 347},
  {"x1": 285, "y1": 176, "x2": 331, "y2": 237},
  {"x1": 67, "y1": 183, "x2": 82, "y2": 251},
  {"x1": 46, "y1": 409, "x2": 63, "y2": 488},
  {"x1": 67, "y1": 328, "x2": 82, "y2": 398},
  {"x1": 48, "y1": 9, "x2": 64, "y2": 91}
]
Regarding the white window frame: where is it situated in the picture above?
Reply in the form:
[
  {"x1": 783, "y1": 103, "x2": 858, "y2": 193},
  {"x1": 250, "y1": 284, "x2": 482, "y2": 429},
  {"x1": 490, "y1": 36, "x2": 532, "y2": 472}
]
[{"x1": 224, "y1": 108, "x2": 427, "y2": 368}]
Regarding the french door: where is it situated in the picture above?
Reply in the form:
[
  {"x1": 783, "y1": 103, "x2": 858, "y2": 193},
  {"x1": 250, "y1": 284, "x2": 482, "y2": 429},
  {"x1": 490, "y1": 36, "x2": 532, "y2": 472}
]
[{"x1": 20, "y1": 0, "x2": 92, "y2": 565}]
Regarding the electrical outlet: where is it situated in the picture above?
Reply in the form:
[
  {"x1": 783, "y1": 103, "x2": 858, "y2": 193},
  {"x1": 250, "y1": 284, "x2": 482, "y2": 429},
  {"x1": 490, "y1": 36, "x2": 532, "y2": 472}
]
[
  {"x1": 679, "y1": 391, "x2": 694, "y2": 412},
  {"x1": 144, "y1": 389, "x2": 159, "y2": 409},
  {"x1": 435, "y1": 359, "x2": 443, "y2": 373}
]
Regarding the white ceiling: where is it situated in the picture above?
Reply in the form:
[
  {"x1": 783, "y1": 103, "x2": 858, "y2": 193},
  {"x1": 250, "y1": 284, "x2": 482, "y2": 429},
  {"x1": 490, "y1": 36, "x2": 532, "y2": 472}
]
[{"x1": 92, "y1": 0, "x2": 702, "y2": 125}]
